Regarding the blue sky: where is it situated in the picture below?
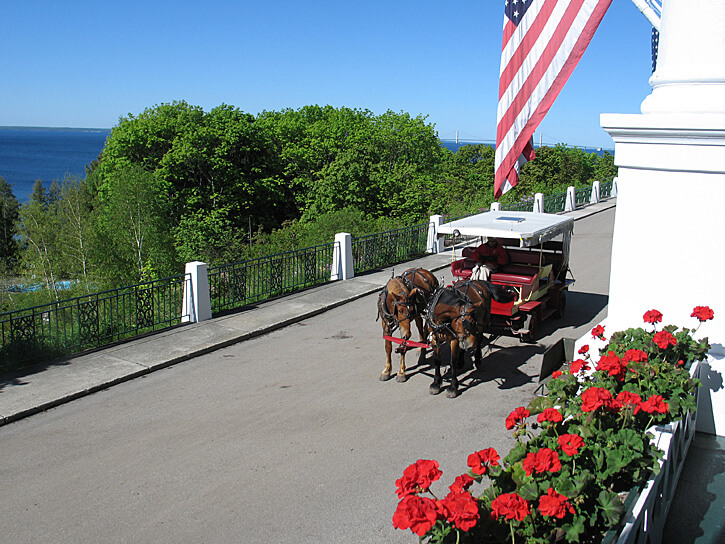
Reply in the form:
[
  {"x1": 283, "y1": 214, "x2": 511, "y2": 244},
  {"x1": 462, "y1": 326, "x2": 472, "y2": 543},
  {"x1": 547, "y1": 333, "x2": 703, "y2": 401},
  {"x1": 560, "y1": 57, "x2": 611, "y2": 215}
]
[{"x1": 2, "y1": 1, "x2": 654, "y2": 149}]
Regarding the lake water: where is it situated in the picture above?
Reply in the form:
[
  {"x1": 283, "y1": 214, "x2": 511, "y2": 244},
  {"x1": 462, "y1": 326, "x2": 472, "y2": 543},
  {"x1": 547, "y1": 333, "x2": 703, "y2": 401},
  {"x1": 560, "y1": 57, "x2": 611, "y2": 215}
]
[
  {"x1": 0, "y1": 127, "x2": 110, "y2": 202},
  {"x1": 0, "y1": 129, "x2": 609, "y2": 203}
]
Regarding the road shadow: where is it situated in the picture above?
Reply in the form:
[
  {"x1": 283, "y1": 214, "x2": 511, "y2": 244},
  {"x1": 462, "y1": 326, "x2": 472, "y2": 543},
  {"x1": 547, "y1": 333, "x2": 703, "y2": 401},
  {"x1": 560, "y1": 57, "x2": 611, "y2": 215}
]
[{"x1": 389, "y1": 340, "x2": 544, "y2": 398}]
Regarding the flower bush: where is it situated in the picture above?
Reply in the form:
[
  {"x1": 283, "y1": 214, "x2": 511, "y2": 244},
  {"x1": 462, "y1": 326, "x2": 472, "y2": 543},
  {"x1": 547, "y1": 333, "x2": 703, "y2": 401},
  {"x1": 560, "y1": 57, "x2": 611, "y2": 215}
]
[{"x1": 392, "y1": 306, "x2": 713, "y2": 543}]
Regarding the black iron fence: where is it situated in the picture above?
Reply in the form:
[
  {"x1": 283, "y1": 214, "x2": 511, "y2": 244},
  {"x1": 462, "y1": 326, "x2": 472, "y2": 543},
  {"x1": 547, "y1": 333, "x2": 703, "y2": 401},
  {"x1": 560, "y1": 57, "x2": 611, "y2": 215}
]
[
  {"x1": 207, "y1": 242, "x2": 337, "y2": 315},
  {"x1": 544, "y1": 191, "x2": 567, "y2": 213},
  {"x1": 601, "y1": 180, "x2": 614, "y2": 199},
  {"x1": 352, "y1": 223, "x2": 429, "y2": 274},
  {"x1": 0, "y1": 275, "x2": 190, "y2": 370}
]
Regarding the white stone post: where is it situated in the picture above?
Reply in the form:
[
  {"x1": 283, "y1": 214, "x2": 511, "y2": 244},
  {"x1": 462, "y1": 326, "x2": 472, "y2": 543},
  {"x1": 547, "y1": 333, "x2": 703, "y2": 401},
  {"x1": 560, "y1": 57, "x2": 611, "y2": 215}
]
[
  {"x1": 565, "y1": 186, "x2": 576, "y2": 211},
  {"x1": 533, "y1": 193, "x2": 544, "y2": 213},
  {"x1": 181, "y1": 261, "x2": 212, "y2": 323},
  {"x1": 601, "y1": 0, "x2": 725, "y2": 435},
  {"x1": 490, "y1": 202, "x2": 502, "y2": 211},
  {"x1": 590, "y1": 180, "x2": 600, "y2": 204},
  {"x1": 427, "y1": 215, "x2": 445, "y2": 254},
  {"x1": 331, "y1": 232, "x2": 354, "y2": 281}
]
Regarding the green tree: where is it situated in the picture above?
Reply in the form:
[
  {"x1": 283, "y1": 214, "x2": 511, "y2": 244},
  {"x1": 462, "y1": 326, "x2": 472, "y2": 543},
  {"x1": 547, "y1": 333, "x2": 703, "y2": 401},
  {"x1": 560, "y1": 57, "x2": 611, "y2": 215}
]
[
  {"x1": 94, "y1": 165, "x2": 177, "y2": 283},
  {"x1": 0, "y1": 176, "x2": 20, "y2": 273},
  {"x1": 55, "y1": 175, "x2": 96, "y2": 285},
  {"x1": 18, "y1": 180, "x2": 62, "y2": 299}
]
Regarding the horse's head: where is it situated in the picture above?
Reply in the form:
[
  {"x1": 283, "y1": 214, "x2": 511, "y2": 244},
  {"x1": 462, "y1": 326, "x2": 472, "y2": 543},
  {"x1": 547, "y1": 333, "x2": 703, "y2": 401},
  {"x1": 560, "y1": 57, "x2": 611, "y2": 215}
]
[
  {"x1": 427, "y1": 288, "x2": 478, "y2": 349},
  {"x1": 383, "y1": 278, "x2": 419, "y2": 339}
]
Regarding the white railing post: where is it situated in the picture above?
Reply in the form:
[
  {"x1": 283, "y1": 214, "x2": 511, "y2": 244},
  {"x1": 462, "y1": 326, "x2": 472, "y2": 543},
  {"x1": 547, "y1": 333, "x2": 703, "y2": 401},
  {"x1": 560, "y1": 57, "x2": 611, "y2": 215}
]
[
  {"x1": 591, "y1": 180, "x2": 601, "y2": 204},
  {"x1": 565, "y1": 186, "x2": 576, "y2": 211},
  {"x1": 611, "y1": 176, "x2": 618, "y2": 197},
  {"x1": 490, "y1": 202, "x2": 502, "y2": 211},
  {"x1": 182, "y1": 261, "x2": 212, "y2": 323},
  {"x1": 331, "y1": 232, "x2": 354, "y2": 281},
  {"x1": 427, "y1": 215, "x2": 444, "y2": 254},
  {"x1": 533, "y1": 193, "x2": 545, "y2": 213}
]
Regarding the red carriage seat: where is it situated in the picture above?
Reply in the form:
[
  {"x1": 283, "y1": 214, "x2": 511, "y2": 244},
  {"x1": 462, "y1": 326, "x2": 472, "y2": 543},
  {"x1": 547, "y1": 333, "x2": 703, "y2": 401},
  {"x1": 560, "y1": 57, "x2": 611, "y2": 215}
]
[{"x1": 451, "y1": 247, "x2": 476, "y2": 279}]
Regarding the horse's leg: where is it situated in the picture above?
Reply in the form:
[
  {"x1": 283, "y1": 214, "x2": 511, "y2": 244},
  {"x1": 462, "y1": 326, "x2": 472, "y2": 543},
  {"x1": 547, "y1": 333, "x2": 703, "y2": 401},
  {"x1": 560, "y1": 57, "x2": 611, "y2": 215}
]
[
  {"x1": 429, "y1": 345, "x2": 443, "y2": 395},
  {"x1": 414, "y1": 315, "x2": 427, "y2": 365},
  {"x1": 447, "y1": 339, "x2": 461, "y2": 398},
  {"x1": 380, "y1": 325, "x2": 394, "y2": 381},
  {"x1": 397, "y1": 348, "x2": 408, "y2": 382}
]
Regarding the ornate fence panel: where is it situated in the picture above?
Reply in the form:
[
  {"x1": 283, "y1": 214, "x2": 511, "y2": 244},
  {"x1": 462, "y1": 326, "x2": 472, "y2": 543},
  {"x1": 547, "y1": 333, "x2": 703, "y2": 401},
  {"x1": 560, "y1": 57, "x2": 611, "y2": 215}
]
[
  {"x1": 501, "y1": 199, "x2": 534, "y2": 212},
  {"x1": 0, "y1": 274, "x2": 190, "y2": 370},
  {"x1": 601, "y1": 180, "x2": 614, "y2": 199},
  {"x1": 351, "y1": 223, "x2": 428, "y2": 275},
  {"x1": 544, "y1": 191, "x2": 567, "y2": 213},
  {"x1": 207, "y1": 242, "x2": 337, "y2": 315},
  {"x1": 576, "y1": 185, "x2": 593, "y2": 206}
]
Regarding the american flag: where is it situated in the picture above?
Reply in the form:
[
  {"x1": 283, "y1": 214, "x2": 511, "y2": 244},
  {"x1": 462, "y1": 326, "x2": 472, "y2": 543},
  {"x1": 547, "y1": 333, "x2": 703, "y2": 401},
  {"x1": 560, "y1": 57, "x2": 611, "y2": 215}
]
[{"x1": 494, "y1": 0, "x2": 612, "y2": 199}]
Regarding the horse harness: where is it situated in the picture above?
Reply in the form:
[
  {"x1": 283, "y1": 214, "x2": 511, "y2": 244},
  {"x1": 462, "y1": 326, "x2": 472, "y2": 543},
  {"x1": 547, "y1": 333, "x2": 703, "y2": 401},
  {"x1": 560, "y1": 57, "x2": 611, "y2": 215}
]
[
  {"x1": 377, "y1": 270, "x2": 437, "y2": 334},
  {"x1": 425, "y1": 286, "x2": 478, "y2": 343}
]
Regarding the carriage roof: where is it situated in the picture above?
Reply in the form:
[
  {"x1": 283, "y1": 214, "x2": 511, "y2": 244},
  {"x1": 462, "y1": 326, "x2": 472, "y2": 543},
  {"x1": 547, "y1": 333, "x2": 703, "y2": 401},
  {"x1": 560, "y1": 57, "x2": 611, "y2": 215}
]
[{"x1": 437, "y1": 211, "x2": 574, "y2": 248}]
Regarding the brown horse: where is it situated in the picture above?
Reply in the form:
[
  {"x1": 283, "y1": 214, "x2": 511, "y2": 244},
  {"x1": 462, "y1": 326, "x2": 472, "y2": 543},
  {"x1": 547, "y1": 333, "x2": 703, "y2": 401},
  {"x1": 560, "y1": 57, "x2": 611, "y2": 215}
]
[
  {"x1": 453, "y1": 279, "x2": 516, "y2": 368},
  {"x1": 426, "y1": 281, "x2": 515, "y2": 398},
  {"x1": 377, "y1": 268, "x2": 439, "y2": 382}
]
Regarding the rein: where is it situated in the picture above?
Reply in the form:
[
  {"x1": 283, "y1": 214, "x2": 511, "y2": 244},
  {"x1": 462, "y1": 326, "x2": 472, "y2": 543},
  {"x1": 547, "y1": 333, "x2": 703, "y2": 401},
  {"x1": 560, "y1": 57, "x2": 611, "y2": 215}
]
[{"x1": 377, "y1": 283, "x2": 415, "y2": 335}]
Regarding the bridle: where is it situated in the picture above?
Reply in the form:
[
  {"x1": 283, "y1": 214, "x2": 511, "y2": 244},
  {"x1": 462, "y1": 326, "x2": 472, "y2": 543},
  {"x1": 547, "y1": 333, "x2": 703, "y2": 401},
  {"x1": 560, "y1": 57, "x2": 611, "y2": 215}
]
[
  {"x1": 425, "y1": 287, "x2": 478, "y2": 345},
  {"x1": 377, "y1": 284, "x2": 418, "y2": 336}
]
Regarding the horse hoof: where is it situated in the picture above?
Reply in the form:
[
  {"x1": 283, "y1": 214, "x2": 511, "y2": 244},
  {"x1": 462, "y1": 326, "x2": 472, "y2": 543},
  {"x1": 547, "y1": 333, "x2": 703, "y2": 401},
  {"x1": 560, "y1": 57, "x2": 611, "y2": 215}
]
[
  {"x1": 396, "y1": 374, "x2": 408, "y2": 383},
  {"x1": 429, "y1": 384, "x2": 442, "y2": 395},
  {"x1": 379, "y1": 372, "x2": 392, "y2": 382},
  {"x1": 446, "y1": 388, "x2": 459, "y2": 399}
]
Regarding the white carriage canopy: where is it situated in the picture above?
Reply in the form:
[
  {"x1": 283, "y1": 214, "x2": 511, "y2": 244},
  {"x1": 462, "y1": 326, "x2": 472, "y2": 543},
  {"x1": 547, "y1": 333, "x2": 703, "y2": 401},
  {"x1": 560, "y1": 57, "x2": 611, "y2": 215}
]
[{"x1": 437, "y1": 211, "x2": 574, "y2": 249}]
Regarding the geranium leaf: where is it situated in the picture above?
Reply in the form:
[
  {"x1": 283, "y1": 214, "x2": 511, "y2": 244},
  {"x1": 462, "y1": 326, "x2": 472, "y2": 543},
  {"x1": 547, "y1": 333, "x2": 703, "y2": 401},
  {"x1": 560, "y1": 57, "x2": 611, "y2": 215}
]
[
  {"x1": 526, "y1": 396, "x2": 552, "y2": 414},
  {"x1": 597, "y1": 489, "x2": 624, "y2": 526},
  {"x1": 564, "y1": 517, "x2": 586, "y2": 542}
]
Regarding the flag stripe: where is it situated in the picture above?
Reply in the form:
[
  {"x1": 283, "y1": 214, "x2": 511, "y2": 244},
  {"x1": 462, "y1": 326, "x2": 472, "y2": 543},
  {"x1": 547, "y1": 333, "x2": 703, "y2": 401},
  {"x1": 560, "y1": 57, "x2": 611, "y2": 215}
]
[
  {"x1": 497, "y1": 0, "x2": 586, "y2": 147},
  {"x1": 494, "y1": 0, "x2": 612, "y2": 198}
]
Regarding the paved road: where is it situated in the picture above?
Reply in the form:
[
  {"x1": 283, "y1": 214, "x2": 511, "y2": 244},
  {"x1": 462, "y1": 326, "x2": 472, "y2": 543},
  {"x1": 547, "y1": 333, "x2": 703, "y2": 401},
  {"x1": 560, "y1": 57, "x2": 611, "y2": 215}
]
[{"x1": 1, "y1": 208, "x2": 614, "y2": 544}]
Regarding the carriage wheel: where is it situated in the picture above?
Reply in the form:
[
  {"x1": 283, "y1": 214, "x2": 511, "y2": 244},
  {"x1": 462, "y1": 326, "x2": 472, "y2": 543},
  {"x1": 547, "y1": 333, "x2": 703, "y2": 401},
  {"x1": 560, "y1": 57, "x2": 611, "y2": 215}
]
[
  {"x1": 554, "y1": 290, "x2": 567, "y2": 319},
  {"x1": 520, "y1": 313, "x2": 537, "y2": 343}
]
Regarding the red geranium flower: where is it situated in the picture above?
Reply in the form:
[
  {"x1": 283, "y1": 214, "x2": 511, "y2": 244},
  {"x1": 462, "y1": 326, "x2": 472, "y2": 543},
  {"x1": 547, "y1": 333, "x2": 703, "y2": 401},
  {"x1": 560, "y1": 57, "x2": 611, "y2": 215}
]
[
  {"x1": 449, "y1": 473, "x2": 475, "y2": 494},
  {"x1": 522, "y1": 448, "x2": 562, "y2": 476},
  {"x1": 393, "y1": 495, "x2": 440, "y2": 536},
  {"x1": 581, "y1": 386, "x2": 615, "y2": 412},
  {"x1": 591, "y1": 325, "x2": 605, "y2": 340},
  {"x1": 538, "y1": 487, "x2": 575, "y2": 519},
  {"x1": 692, "y1": 306, "x2": 714, "y2": 322},
  {"x1": 643, "y1": 309, "x2": 663, "y2": 324},
  {"x1": 641, "y1": 394, "x2": 669, "y2": 415},
  {"x1": 653, "y1": 330, "x2": 677, "y2": 350},
  {"x1": 467, "y1": 448, "x2": 500, "y2": 476},
  {"x1": 505, "y1": 407, "x2": 530, "y2": 430},
  {"x1": 395, "y1": 459, "x2": 442, "y2": 498},
  {"x1": 623, "y1": 349, "x2": 648, "y2": 363},
  {"x1": 596, "y1": 351, "x2": 626, "y2": 381},
  {"x1": 616, "y1": 391, "x2": 643, "y2": 414},
  {"x1": 439, "y1": 491, "x2": 480, "y2": 531},
  {"x1": 537, "y1": 407, "x2": 563, "y2": 424},
  {"x1": 551, "y1": 370, "x2": 563, "y2": 379},
  {"x1": 570, "y1": 359, "x2": 590, "y2": 375},
  {"x1": 557, "y1": 434, "x2": 585, "y2": 456},
  {"x1": 578, "y1": 344, "x2": 589, "y2": 355},
  {"x1": 490, "y1": 493, "x2": 530, "y2": 522}
]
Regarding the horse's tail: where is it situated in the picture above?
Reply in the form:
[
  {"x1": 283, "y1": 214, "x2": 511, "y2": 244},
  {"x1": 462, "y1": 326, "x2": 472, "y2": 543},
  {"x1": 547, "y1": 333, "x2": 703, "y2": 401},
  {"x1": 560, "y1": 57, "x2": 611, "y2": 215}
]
[{"x1": 482, "y1": 281, "x2": 516, "y2": 303}]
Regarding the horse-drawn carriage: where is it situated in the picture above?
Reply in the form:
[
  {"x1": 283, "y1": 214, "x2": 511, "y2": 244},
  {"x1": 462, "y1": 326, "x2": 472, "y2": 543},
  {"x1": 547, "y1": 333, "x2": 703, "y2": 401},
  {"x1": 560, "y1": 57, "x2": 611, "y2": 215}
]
[
  {"x1": 377, "y1": 211, "x2": 574, "y2": 397},
  {"x1": 439, "y1": 210, "x2": 575, "y2": 343}
]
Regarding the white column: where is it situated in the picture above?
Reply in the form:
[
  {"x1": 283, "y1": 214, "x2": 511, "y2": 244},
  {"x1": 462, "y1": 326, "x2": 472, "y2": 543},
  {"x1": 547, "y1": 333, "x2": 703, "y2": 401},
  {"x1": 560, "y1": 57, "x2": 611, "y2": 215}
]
[
  {"x1": 331, "y1": 232, "x2": 354, "y2": 281},
  {"x1": 590, "y1": 180, "x2": 600, "y2": 204},
  {"x1": 601, "y1": 0, "x2": 725, "y2": 435},
  {"x1": 533, "y1": 193, "x2": 544, "y2": 213},
  {"x1": 427, "y1": 215, "x2": 444, "y2": 254},
  {"x1": 181, "y1": 261, "x2": 212, "y2": 323},
  {"x1": 565, "y1": 186, "x2": 576, "y2": 211}
]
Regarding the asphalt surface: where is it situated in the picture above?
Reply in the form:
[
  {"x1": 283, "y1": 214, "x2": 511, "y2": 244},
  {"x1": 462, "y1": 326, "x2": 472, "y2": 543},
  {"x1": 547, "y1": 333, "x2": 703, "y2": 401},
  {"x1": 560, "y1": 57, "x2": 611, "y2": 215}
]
[{"x1": 1, "y1": 202, "x2": 617, "y2": 544}]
